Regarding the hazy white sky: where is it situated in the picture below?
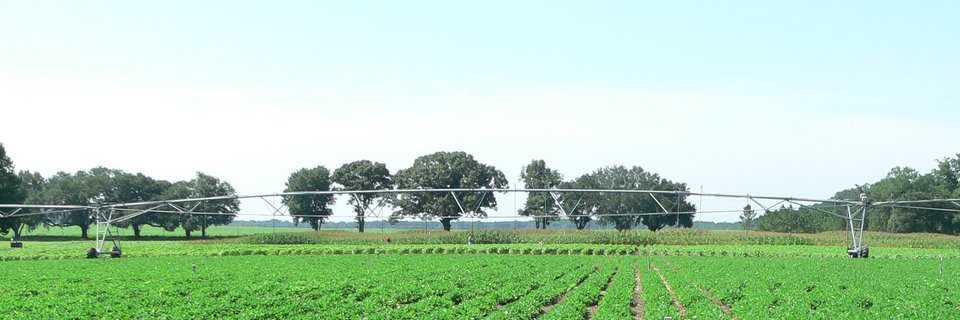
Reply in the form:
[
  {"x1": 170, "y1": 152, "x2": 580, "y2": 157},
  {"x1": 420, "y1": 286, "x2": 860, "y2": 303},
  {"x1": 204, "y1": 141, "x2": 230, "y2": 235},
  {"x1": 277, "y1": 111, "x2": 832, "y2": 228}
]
[{"x1": 2, "y1": 1, "x2": 958, "y2": 222}]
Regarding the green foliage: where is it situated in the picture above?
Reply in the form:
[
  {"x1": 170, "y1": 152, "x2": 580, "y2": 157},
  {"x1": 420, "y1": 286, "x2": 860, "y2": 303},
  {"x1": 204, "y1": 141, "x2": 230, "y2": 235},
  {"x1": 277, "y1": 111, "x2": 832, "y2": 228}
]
[
  {"x1": 0, "y1": 253, "x2": 955, "y2": 318},
  {"x1": 108, "y1": 171, "x2": 174, "y2": 237},
  {"x1": 751, "y1": 153, "x2": 960, "y2": 235},
  {"x1": 560, "y1": 174, "x2": 601, "y2": 229},
  {"x1": 410, "y1": 230, "x2": 526, "y2": 245},
  {"x1": 6, "y1": 167, "x2": 246, "y2": 239},
  {"x1": 865, "y1": 160, "x2": 960, "y2": 234},
  {"x1": 518, "y1": 159, "x2": 563, "y2": 229},
  {"x1": 15, "y1": 167, "x2": 179, "y2": 239},
  {"x1": 2, "y1": 241, "x2": 958, "y2": 263},
  {"x1": 0, "y1": 144, "x2": 29, "y2": 238},
  {"x1": 642, "y1": 257, "x2": 680, "y2": 319},
  {"x1": 0, "y1": 143, "x2": 24, "y2": 205},
  {"x1": 567, "y1": 165, "x2": 695, "y2": 232},
  {"x1": 653, "y1": 256, "x2": 726, "y2": 318},
  {"x1": 591, "y1": 260, "x2": 636, "y2": 319},
  {"x1": 16, "y1": 224, "x2": 311, "y2": 239},
  {"x1": 36, "y1": 170, "x2": 98, "y2": 238},
  {"x1": 1, "y1": 171, "x2": 47, "y2": 237},
  {"x1": 756, "y1": 205, "x2": 844, "y2": 233},
  {"x1": 540, "y1": 263, "x2": 616, "y2": 319},
  {"x1": 282, "y1": 166, "x2": 335, "y2": 231},
  {"x1": 331, "y1": 160, "x2": 392, "y2": 233},
  {"x1": 163, "y1": 172, "x2": 240, "y2": 238},
  {"x1": 392, "y1": 151, "x2": 508, "y2": 231},
  {"x1": 245, "y1": 233, "x2": 327, "y2": 245},
  {"x1": 739, "y1": 204, "x2": 756, "y2": 230},
  {"x1": 490, "y1": 260, "x2": 598, "y2": 319},
  {"x1": 234, "y1": 228, "x2": 960, "y2": 251},
  {"x1": 664, "y1": 255, "x2": 960, "y2": 318}
]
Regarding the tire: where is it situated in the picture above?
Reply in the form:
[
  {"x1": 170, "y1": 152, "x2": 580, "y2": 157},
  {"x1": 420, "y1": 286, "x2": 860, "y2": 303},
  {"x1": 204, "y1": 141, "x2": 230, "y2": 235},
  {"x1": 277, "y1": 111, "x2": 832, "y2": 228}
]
[{"x1": 110, "y1": 246, "x2": 122, "y2": 258}]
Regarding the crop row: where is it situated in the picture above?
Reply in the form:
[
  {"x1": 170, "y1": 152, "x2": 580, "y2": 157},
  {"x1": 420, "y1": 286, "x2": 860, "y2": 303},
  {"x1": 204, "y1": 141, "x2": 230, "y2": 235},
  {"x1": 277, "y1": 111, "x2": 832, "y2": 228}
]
[
  {"x1": 424, "y1": 260, "x2": 584, "y2": 319},
  {"x1": 540, "y1": 263, "x2": 616, "y2": 319},
  {"x1": 238, "y1": 229, "x2": 960, "y2": 249},
  {"x1": 486, "y1": 260, "x2": 601, "y2": 319},
  {"x1": 592, "y1": 259, "x2": 638, "y2": 319},
  {"x1": 4, "y1": 240, "x2": 960, "y2": 262},
  {"x1": 0, "y1": 254, "x2": 620, "y2": 319},
  {"x1": 653, "y1": 257, "x2": 727, "y2": 318},
  {"x1": 19, "y1": 226, "x2": 960, "y2": 250},
  {"x1": 666, "y1": 255, "x2": 960, "y2": 319}
]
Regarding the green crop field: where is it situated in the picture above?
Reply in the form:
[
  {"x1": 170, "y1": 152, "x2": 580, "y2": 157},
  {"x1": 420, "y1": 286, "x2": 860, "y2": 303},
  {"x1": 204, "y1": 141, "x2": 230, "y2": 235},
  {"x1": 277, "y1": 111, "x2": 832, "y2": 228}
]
[
  {"x1": 1, "y1": 229, "x2": 959, "y2": 319},
  {"x1": 0, "y1": 254, "x2": 956, "y2": 319}
]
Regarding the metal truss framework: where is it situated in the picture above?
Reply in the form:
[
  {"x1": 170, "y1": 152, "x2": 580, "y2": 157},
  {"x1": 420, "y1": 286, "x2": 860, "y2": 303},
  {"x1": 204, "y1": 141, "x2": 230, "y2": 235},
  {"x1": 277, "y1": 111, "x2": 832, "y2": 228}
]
[{"x1": 2, "y1": 188, "x2": 960, "y2": 258}]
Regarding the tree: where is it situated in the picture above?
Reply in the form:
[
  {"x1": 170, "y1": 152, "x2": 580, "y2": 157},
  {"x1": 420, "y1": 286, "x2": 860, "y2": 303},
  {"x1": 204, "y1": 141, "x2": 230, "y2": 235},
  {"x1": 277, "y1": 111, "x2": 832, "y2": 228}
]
[
  {"x1": 82, "y1": 167, "x2": 169, "y2": 238},
  {"x1": 331, "y1": 160, "x2": 392, "y2": 233},
  {"x1": 932, "y1": 155, "x2": 960, "y2": 233},
  {"x1": 110, "y1": 172, "x2": 174, "y2": 238},
  {"x1": 0, "y1": 144, "x2": 29, "y2": 239},
  {"x1": 0, "y1": 144, "x2": 24, "y2": 204},
  {"x1": 589, "y1": 165, "x2": 695, "y2": 232},
  {"x1": 161, "y1": 181, "x2": 193, "y2": 236},
  {"x1": 591, "y1": 166, "x2": 649, "y2": 231},
  {"x1": 42, "y1": 171, "x2": 98, "y2": 239},
  {"x1": 739, "y1": 204, "x2": 756, "y2": 230},
  {"x1": 933, "y1": 154, "x2": 960, "y2": 192},
  {"x1": 755, "y1": 205, "x2": 844, "y2": 233},
  {"x1": 518, "y1": 160, "x2": 563, "y2": 229},
  {"x1": 2, "y1": 171, "x2": 50, "y2": 239},
  {"x1": 191, "y1": 173, "x2": 240, "y2": 238},
  {"x1": 832, "y1": 186, "x2": 868, "y2": 202},
  {"x1": 163, "y1": 173, "x2": 240, "y2": 238},
  {"x1": 560, "y1": 175, "x2": 601, "y2": 230},
  {"x1": 863, "y1": 166, "x2": 955, "y2": 234},
  {"x1": 392, "y1": 151, "x2": 508, "y2": 231},
  {"x1": 283, "y1": 166, "x2": 336, "y2": 231},
  {"x1": 637, "y1": 177, "x2": 695, "y2": 231}
]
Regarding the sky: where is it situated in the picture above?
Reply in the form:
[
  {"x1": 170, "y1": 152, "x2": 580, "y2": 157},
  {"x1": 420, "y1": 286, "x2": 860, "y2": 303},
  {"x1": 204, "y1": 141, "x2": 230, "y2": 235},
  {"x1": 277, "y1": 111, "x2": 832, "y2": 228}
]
[{"x1": 2, "y1": 1, "x2": 959, "y2": 223}]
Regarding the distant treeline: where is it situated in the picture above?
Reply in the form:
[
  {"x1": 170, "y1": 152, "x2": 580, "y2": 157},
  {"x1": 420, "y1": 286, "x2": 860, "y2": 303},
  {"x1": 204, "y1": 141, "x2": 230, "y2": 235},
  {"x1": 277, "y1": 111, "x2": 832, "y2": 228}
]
[
  {"x1": 0, "y1": 148, "x2": 700, "y2": 240},
  {"x1": 751, "y1": 154, "x2": 960, "y2": 235},
  {"x1": 3, "y1": 141, "x2": 958, "y2": 238}
]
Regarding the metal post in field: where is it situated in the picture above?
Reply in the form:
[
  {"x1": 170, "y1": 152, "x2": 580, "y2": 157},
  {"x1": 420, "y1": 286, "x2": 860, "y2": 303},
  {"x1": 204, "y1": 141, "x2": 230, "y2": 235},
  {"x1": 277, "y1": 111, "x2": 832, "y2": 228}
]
[{"x1": 940, "y1": 255, "x2": 944, "y2": 276}]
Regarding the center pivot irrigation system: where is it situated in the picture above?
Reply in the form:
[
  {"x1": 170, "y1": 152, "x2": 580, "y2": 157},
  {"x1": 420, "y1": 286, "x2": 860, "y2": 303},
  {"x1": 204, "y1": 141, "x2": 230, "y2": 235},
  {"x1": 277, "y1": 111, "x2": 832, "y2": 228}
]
[{"x1": 2, "y1": 188, "x2": 959, "y2": 258}]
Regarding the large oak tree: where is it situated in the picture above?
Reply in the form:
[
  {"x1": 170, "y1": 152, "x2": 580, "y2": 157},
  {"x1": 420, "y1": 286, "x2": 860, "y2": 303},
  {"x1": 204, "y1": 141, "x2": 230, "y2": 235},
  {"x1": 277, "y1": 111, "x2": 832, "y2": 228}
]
[
  {"x1": 589, "y1": 165, "x2": 695, "y2": 231},
  {"x1": 392, "y1": 151, "x2": 508, "y2": 231},
  {"x1": 332, "y1": 160, "x2": 392, "y2": 233},
  {"x1": 0, "y1": 144, "x2": 29, "y2": 239},
  {"x1": 282, "y1": 166, "x2": 336, "y2": 231},
  {"x1": 163, "y1": 172, "x2": 240, "y2": 238}
]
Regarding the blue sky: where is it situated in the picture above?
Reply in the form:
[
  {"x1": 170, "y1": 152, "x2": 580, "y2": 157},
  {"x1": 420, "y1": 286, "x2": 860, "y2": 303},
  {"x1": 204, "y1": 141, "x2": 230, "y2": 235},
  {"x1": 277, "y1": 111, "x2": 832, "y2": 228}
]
[{"x1": 2, "y1": 1, "x2": 958, "y2": 222}]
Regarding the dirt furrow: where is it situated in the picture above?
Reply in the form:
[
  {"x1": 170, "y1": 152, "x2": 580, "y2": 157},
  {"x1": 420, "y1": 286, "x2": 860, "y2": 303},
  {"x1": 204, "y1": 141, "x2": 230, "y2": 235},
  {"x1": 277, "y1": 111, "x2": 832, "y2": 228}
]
[
  {"x1": 696, "y1": 285, "x2": 735, "y2": 318},
  {"x1": 585, "y1": 268, "x2": 618, "y2": 319},
  {"x1": 660, "y1": 258, "x2": 737, "y2": 319},
  {"x1": 495, "y1": 266, "x2": 571, "y2": 310},
  {"x1": 536, "y1": 264, "x2": 598, "y2": 316},
  {"x1": 632, "y1": 261, "x2": 643, "y2": 320},
  {"x1": 650, "y1": 262, "x2": 686, "y2": 320}
]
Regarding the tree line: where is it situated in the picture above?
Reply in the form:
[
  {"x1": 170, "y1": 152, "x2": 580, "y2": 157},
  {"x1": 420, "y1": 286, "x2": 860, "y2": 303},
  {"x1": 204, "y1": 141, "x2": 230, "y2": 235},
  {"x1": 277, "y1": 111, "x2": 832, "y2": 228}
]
[
  {"x1": 5, "y1": 142, "x2": 958, "y2": 237},
  {"x1": 282, "y1": 152, "x2": 695, "y2": 232},
  {"x1": 1, "y1": 165, "x2": 239, "y2": 239},
  {"x1": 0, "y1": 146, "x2": 696, "y2": 239},
  {"x1": 746, "y1": 154, "x2": 960, "y2": 235}
]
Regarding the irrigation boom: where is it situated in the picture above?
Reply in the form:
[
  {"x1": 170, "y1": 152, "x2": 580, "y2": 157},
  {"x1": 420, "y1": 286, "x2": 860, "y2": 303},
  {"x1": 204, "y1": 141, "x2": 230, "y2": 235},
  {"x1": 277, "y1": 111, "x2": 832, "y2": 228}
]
[{"x1": 2, "y1": 188, "x2": 958, "y2": 258}]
